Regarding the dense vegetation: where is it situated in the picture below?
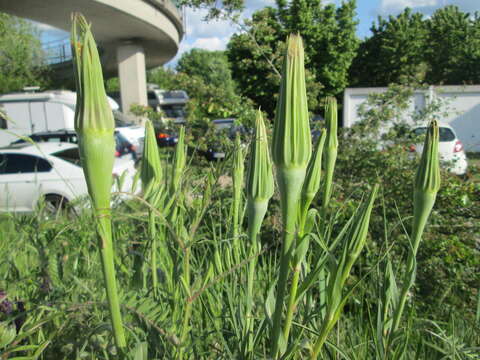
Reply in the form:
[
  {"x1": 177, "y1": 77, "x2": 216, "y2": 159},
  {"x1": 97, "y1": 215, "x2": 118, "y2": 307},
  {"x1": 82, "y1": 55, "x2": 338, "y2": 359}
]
[
  {"x1": 0, "y1": 3, "x2": 479, "y2": 359},
  {"x1": 0, "y1": 119, "x2": 478, "y2": 359},
  {"x1": 1, "y1": 19, "x2": 480, "y2": 359},
  {"x1": 0, "y1": 13, "x2": 48, "y2": 93}
]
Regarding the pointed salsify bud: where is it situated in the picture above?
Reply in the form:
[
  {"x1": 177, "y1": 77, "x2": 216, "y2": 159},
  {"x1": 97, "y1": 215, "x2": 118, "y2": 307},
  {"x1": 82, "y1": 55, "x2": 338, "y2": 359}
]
[
  {"x1": 301, "y1": 129, "x2": 327, "y2": 216},
  {"x1": 311, "y1": 184, "x2": 378, "y2": 359},
  {"x1": 233, "y1": 134, "x2": 245, "y2": 190},
  {"x1": 170, "y1": 125, "x2": 186, "y2": 195},
  {"x1": 390, "y1": 120, "x2": 442, "y2": 335},
  {"x1": 412, "y1": 119, "x2": 441, "y2": 253},
  {"x1": 270, "y1": 34, "x2": 312, "y2": 357},
  {"x1": 246, "y1": 110, "x2": 274, "y2": 239},
  {"x1": 272, "y1": 33, "x2": 312, "y2": 223},
  {"x1": 232, "y1": 133, "x2": 245, "y2": 241},
  {"x1": 70, "y1": 13, "x2": 126, "y2": 350},
  {"x1": 141, "y1": 120, "x2": 163, "y2": 196},
  {"x1": 71, "y1": 13, "x2": 115, "y2": 212},
  {"x1": 272, "y1": 34, "x2": 312, "y2": 172},
  {"x1": 322, "y1": 97, "x2": 338, "y2": 211},
  {"x1": 342, "y1": 184, "x2": 379, "y2": 284}
]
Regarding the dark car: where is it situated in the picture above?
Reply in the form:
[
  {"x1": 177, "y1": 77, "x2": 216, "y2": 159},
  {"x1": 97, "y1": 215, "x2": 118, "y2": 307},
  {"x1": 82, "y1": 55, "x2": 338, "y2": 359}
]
[
  {"x1": 155, "y1": 128, "x2": 178, "y2": 147},
  {"x1": 11, "y1": 130, "x2": 137, "y2": 160},
  {"x1": 201, "y1": 119, "x2": 251, "y2": 161}
]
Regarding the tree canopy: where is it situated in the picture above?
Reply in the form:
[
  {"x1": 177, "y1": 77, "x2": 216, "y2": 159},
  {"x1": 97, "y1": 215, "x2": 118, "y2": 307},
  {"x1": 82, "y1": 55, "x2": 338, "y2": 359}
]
[
  {"x1": 349, "y1": 8, "x2": 427, "y2": 86},
  {"x1": 349, "y1": 5, "x2": 480, "y2": 87},
  {"x1": 176, "y1": 48, "x2": 236, "y2": 95},
  {"x1": 227, "y1": 0, "x2": 358, "y2": 117},
  {"x1": 0, "y1": 13, "x2": 48, "y2": 93}
]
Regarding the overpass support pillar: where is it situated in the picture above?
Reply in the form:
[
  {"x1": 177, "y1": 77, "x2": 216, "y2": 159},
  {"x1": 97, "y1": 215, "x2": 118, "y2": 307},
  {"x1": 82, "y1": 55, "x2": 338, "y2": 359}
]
[{"x1": 117, "y1": 43, "x2": 148, "y2": 116}]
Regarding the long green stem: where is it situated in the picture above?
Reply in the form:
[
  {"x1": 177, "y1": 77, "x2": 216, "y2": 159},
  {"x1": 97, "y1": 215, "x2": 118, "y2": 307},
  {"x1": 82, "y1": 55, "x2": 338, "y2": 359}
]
[
  {"x1": 391, "y1": 191, "x2": 436, "y2": 333},
  {"x1": 283, "y1": 266, "x2": 300, "y2": 341},
  {"x1": 149, "y1": 211, "x2": 158, "y2": 297},
  {"x1": 97, "y1": 215, "x2": 126, "y2": 350},
  {"x1": 178, "y1": 247, "x2": 191, "y2": 359},
  {"x1": 243, "y1": 240, "x2": 258, "y2": 357},
  {"x1": 270, "y1": 170, "x2": 302, "y2": 358},
  {"x1": 310, "y1": 320, "x2": 331, "y2": 360},
  {"x1": 244, "y1": 201, "x2": 268, "y2": 356},
  {"x1": 282, "y1": 206, "x2": 309, "y2": 341}
]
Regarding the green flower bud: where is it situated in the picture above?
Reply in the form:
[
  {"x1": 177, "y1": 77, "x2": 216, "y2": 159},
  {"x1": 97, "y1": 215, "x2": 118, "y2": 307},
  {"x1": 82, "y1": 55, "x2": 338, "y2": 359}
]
[
  {"x1": 170, "y1": 126, "x2": 186, "y2": 195},
  {"x1": 247, "y1": 110, "x2": 274, "y2": 238},
  {"x1": 270, "y1": 34, "x2": 312, "y2": 356},
  {"x1": 301, "y1": 129, "x2": 327, "y2": 212},
  {"x1": 70, "y1": 13, "x2": 126, "y2": 350},
  {"x1": 322, "y1": 97, "x2": 338, "y2": 211},
  {"x1": 141, "y1": 120, "x2": 163, "y2": 195},
  {"x1": 390, "y1": 120, "x2": 441, "y2": 335},
  {"x1": 247, "y1": 110, "x2": 274, "y2": 202},
  {"x1": 71, "y1": 13, "x2": 115, "y2": 212},
  {"x1": 272, "y1": 34, "x2": 312, "y2": 171},
  {"x1": 412, "y1": 119, "x2": 441, "y2": 253},
  {"x1": 232, "y1": 133, "x2": 245, "y2": 241}
]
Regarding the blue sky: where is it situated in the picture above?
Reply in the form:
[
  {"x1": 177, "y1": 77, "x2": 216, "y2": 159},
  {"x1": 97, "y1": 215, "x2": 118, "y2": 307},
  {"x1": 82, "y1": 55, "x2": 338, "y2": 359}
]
[{"x1": 37, "y1": 0, "x2": 480, "y2": 67}]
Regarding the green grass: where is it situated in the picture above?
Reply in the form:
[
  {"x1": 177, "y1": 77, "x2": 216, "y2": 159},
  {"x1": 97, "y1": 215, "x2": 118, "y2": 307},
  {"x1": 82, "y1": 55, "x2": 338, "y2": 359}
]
[
  {"x1": 0, "y1": 151, "x2": 478, "y2": 359},
  {"x1": 467, "y1": 153, "x2": 480, "y2": 183}
]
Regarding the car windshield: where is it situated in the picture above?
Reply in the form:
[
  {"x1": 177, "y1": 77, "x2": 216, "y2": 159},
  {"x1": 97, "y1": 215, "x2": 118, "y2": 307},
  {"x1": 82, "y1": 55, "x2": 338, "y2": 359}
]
[
  {"x1": 52, "y1": 147, "x2": 81, "y2": 166},
  {"x1": 161, "y1": 104, "x2": 186, "y2": 118},
  {"x1": 413, "y1": 127, "x2": 456, "y2": 142}
]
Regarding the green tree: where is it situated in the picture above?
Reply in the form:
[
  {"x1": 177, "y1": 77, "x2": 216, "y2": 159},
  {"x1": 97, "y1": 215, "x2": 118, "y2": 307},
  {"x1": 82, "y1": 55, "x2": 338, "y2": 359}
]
[
  {"x1": 349, "y1": 8, "x2": 428, "y2": 87},
  {"x1": 147, "y1": 66, "x2": 177, "y2": 89},
  {"x1": 176, "y1": 49, "x2": 236, "y2": 95},
  {"x1": 178, "y1": 0, "x2": 244, "y2": 19},
  {"x1": 0, "y1": 13, "x2": 48, "y2": 93},
  {"x1": 425, "y1": 5, "x2": 480, "y2": 85},
  {"x1": 227, "y1": 0, "x2": 358, "y2": 117},
  {"x1": 147, "y1": 66, "x2": 256, "y2": 128}
]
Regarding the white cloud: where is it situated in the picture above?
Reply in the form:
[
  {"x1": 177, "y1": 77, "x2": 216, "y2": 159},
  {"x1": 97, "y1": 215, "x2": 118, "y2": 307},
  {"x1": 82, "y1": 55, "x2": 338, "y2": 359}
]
[
  {"x1": 183, "y1": 0, "x2": 280, "y2": 41},
  {"x1": 190, "y1": 37, "x2": 228, "y2": 51},
  {"x1": 184, "y1": 8, "x2": 236, "y2": 39}
]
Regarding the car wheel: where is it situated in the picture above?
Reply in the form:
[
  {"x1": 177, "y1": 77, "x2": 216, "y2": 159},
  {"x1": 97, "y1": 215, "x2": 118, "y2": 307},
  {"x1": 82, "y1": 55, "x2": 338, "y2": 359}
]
[{"x1": 41, "y1": 195, "x2": 74, "y2": 220}]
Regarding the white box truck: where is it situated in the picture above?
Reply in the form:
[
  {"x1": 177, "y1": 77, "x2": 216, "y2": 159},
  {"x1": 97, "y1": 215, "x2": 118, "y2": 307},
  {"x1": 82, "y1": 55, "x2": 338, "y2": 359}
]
[
  {"x1": 343, "y1": 85, "x2": 480, "y2": 152},
  {"x1": 0, "y1": 90, "x2": 119, "y2": 147}
]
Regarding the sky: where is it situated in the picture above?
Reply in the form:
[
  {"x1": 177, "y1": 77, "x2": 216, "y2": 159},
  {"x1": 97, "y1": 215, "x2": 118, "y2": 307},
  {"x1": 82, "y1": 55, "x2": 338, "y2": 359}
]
[{"x1": 37, "y1": 0, "x2": 480, "y2": 67}]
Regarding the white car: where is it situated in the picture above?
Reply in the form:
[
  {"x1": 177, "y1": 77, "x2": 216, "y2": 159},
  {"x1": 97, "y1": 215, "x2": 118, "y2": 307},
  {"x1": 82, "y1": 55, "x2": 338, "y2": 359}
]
[
  {"x1": 114, "y1": 111, "x2": 145, "y2": 157},
  {"x1": 0, "y1": 142, "x2": 137, "y2": 213},
  {"x1": 411, "y1": 122, "x2": 468, "y2": 175}
]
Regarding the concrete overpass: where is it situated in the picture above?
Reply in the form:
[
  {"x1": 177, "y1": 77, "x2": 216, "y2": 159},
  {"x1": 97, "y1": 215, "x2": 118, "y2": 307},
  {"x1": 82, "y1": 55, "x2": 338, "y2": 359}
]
[{"x1": 0, "y1": 0, "x2": 184, "y2": 113}]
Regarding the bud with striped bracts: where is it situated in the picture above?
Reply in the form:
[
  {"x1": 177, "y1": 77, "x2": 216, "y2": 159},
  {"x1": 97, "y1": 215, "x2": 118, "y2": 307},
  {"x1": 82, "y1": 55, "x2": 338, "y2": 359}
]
[
  {"x1": 71, "y1": 13, "x2": 126, "y2": 350},
  {"x1": 321, "y1": 97, "x2": 338, "y2": 212},
  {"x1": 246, "y1": 109, "x2": 274, "y2": 241},
  {"x1": 270, "y1": 33, "x2": 312, "y2": 358},
  {"x1": 391, "y1": 119, "x2": 441, "y2": 334}
]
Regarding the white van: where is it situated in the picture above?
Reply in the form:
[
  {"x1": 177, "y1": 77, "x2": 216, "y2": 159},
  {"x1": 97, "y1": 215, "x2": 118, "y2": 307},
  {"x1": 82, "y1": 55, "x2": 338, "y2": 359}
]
[{"x1": 0, "y1": 90, "x2": 120, "y2": 146}]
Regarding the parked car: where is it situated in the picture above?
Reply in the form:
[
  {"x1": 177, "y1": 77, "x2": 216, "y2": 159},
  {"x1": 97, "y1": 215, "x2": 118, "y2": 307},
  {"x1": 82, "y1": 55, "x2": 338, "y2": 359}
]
[
  {"x1": 0, "y1": 142, "x2": 137, "y2": 213},
  {"x1": 155, "y1": 128, "x2": 178, "y2": 147},
  {"x1": 201, "y1": 119, "x2": 251, "y2": 161},
  {"x1": 113, "y1": 111, "x2": 145, "y2": 157},
  {"x1": 10, "y1": 130, "x2": 138, "y2": 160},
  {"x1": 410, "y1": 122, "x2": 468, "y2": 175}
]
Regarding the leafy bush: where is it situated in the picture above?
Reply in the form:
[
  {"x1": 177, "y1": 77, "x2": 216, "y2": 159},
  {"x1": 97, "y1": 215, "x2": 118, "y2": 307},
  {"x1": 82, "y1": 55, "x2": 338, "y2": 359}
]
[{"x1": 327, "y1": 84, "x2": 480, "y2": 319}]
